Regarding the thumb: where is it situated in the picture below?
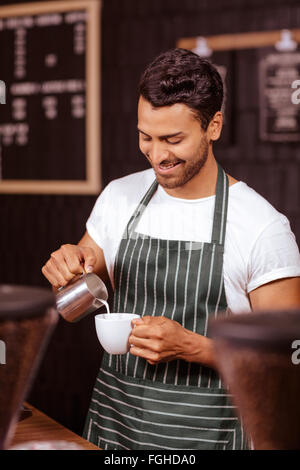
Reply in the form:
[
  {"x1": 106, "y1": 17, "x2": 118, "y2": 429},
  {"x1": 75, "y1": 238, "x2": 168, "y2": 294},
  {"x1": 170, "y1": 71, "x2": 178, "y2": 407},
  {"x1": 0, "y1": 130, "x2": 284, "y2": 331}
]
[
  {"x1": 79, "y1": 246, "x2": 96, "y2": 273},
  {"x1": 85, "y1": 265, "x2": 94, "y2": 273},
  {"x1": 132, "y1": 318, "x2": 144, "y2": 326}
]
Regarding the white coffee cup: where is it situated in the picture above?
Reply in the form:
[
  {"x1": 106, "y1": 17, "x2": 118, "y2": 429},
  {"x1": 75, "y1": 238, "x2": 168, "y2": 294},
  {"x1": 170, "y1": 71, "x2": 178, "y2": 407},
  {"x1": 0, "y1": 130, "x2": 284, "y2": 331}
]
[{"x1": 95, "y1": 313, "x2": 140, "y2": 354}]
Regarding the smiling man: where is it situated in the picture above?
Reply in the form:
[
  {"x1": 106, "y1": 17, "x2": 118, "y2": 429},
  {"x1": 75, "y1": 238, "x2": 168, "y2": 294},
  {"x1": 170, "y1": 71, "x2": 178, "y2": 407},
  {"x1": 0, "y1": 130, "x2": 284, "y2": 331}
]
[{"x1": 42, "y1": 48, "x2": 300, "y2": 450}]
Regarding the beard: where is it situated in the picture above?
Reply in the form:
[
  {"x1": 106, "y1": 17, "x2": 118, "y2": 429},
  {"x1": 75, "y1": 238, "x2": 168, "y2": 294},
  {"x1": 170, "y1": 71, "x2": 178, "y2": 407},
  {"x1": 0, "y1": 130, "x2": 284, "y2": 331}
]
[{"x1": 154, "y1": 135, "x2": 209, "y2": 190}]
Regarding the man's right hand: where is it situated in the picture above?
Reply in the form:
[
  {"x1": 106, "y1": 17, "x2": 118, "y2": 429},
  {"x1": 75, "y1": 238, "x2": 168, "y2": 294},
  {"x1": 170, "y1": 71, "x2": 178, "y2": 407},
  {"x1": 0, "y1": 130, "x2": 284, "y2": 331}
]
[
  {"x1": 42, "y1": 231, "x2": 109, "y2": 289},
  {"x1": 42, "y1": 244, "x2": 97, "y2": 289}
]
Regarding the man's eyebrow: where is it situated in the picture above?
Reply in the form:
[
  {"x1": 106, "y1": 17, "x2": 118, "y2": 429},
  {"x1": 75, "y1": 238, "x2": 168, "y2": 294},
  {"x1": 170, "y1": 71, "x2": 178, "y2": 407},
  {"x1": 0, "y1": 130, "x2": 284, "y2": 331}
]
[{"x1": 137, "y1": 128, "x2": 183, "y2": 139}]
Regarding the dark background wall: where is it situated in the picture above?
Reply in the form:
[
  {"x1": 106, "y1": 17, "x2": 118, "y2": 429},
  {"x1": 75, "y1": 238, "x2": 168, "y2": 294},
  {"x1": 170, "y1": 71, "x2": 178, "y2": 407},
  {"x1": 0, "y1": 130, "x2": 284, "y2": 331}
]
[{"x1": 1, "y1": 0, "x2": 300, "y2": 436}]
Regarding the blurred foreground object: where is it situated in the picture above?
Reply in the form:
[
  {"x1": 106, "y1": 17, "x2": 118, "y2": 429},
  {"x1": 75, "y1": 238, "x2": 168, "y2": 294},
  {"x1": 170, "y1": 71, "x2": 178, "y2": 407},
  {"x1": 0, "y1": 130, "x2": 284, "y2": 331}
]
[
  {"x1": 0, "y1": 285, "x2": 58, "y2": 450},
  {"x1": 210, "y1": 309, "x2": 300, "y2": 450}
]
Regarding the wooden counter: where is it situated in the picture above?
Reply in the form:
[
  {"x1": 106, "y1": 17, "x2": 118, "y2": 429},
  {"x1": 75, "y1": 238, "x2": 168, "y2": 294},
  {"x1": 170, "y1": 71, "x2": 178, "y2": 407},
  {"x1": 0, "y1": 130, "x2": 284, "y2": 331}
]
[{"x1": 9, "y1": 404, "x2": 100, "y2": 450}]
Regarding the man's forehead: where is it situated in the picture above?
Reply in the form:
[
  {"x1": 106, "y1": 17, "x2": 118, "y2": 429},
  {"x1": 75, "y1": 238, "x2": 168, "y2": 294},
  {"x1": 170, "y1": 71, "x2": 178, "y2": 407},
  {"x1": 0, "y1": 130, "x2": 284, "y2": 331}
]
[{"x1": 137, "y1": 96, "x2": 198, "y2": 130}]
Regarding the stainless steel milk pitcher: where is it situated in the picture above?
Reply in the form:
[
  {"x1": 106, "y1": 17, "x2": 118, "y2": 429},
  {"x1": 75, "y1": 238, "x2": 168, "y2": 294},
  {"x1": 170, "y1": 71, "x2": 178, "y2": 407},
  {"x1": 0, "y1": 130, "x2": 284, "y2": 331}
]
[{"x1": 56, "y1": 273, "x2": 108, "y2": 322}]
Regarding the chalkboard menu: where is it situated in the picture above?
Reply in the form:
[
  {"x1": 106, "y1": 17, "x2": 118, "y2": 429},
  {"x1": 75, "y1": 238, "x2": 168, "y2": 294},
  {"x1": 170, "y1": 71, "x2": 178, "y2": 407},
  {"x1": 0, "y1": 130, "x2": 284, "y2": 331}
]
[
  {"x1": 259, "y1": 50, "x2": 300, "y2": 142},
  {"x1": 0, "y1": 0, "x2": 101, "y2": 194}
]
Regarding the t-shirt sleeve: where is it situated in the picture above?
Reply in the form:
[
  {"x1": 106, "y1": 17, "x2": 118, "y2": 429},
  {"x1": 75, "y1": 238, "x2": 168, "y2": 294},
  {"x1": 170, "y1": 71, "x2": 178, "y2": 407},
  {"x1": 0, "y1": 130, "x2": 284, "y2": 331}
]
[
  {"x1": 247, "y1": 215, "x2": 300, "y2": 293},
  {"x1": 86, "y1": 182, "x2": 112, "y2": 249}
]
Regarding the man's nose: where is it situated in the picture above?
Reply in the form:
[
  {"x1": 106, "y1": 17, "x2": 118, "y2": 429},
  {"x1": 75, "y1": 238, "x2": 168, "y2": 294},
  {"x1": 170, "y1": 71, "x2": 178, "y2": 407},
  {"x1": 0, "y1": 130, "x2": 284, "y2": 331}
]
[{"x1": 149, "y1": 142, "x2": 169, "y2": 164}]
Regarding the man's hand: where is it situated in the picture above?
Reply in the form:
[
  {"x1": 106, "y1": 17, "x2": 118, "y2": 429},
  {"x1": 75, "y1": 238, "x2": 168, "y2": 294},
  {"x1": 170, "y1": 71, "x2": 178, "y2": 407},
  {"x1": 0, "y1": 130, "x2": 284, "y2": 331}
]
[
  {"x1": 41, "y1": 230, "x2": 109, "y2": 289},
  {"x1": 42, "y1": 244, "x2": 97, "y2": 289},
  {"x1": 129, "y1": 316, "x2": 217, "y2": 368}
]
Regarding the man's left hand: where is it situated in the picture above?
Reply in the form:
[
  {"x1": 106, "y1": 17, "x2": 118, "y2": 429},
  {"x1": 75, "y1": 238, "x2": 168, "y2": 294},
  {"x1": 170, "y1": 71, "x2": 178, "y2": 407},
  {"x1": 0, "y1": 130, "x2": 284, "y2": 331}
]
[{"x1": 129, "y1": 316, "x2": 188, "y2": 365}]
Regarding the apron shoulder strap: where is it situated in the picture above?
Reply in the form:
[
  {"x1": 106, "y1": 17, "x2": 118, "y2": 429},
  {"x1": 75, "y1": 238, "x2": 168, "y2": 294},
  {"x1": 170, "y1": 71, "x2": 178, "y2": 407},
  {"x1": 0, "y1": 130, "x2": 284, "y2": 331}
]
[
  {"x1": 211, "y1": 163, "x2": 229, "y2": 246},
  {"x1": 125, "y1": 179, "x2": 158, "y2": 239}
]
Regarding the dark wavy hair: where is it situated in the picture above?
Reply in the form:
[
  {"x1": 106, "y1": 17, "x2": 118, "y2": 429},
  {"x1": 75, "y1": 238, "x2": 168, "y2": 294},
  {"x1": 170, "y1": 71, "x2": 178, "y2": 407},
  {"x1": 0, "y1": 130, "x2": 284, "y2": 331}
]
[{"x1": 138, "y1": 48, "x2": 223, "y2": 131}]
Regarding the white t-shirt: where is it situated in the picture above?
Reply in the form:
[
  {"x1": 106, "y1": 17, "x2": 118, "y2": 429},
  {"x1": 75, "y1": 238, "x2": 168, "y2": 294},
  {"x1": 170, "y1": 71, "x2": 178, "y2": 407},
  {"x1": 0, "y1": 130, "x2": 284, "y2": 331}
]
[{"x1": 86, "y1": 168, "x2": 300, "y2": 314}]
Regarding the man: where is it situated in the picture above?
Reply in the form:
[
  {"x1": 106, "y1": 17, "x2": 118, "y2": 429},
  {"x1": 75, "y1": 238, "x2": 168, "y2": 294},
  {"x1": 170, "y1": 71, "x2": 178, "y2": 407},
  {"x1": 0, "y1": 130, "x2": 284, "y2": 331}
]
[{"x1": 42, "y1": 48, "x2": 300, "y2": 450}]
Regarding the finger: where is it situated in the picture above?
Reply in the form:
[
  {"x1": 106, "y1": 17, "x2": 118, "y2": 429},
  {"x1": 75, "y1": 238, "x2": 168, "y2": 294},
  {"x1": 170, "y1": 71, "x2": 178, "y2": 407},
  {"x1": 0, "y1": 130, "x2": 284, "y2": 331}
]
[
  {"x1": 79, "y1": 246, "x2": 97, "y2": 273},
  {"x1": 129, "y1": 335, "x2": 160, "y2": 352},
  {"x1": 41, "y1": 264, "x2": 56, "y2": 287},
  {"x1": 131, "y1": 316, "x2": 168, "y2": 330},
  {"x1": 46, "y1": 246, "x2": 79, "y2": 286},
  {"x1": 139, "y1": 316, "x2": 155, "y2": 323},
  {"x1": 50, "y1": 253, "x2": 76, "y2": 284},
  {"x1": 60, "y1": 245, "x2": 85, "y2": 275},
  {"x1": 132, "y1": 316, "x2": 155, "y2": 325},
  {"x1": 131, "y1": 321, "x2": 166, "y2": 339},
  {"x1": 42, "y1": 263, "x2": 66, "y2": 289},
  {"x1": 129, "y1": 346, "x2": 160, "y2": 363},
  {"x1": 130, "y1": 324, "x2": 154, "y2": 339},
  {"x1": 131, "y1": 318, "x2": 144, "y2": 327}
]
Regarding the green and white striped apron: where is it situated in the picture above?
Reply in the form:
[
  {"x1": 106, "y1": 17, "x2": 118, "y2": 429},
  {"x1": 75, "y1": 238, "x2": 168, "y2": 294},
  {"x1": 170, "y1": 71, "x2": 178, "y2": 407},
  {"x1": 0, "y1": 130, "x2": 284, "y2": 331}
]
[{"x1": 83, "y1": 164, "x2": 248, "y2": 450}]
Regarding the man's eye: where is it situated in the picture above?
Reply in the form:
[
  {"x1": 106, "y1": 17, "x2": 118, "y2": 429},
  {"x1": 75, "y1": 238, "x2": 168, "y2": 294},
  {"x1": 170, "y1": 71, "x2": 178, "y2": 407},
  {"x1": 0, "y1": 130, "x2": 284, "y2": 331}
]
[
  {"x1": 142, "y1": 136, "x2": 151, "y2": 142},
  {"x1": 167, "y1": 140, "x2": 182, "y2": 145}
]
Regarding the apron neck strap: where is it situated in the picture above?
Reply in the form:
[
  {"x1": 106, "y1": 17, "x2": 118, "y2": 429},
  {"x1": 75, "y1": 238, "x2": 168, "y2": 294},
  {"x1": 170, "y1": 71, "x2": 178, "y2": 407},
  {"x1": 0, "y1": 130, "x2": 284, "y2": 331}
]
[
  {"x1": 125, "y1": 164, "x2": 229, "y2": 245},
  {"x1": 126, "y1": 179, "x2": 158, "y2": 238},
  {"x1": 211, "y1": 164, "x2": 229, "y2": 245}
]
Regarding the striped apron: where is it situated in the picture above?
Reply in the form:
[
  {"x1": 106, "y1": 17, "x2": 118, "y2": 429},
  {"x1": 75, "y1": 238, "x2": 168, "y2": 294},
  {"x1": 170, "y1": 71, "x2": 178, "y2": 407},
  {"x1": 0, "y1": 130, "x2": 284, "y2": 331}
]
[{"x1": 83, "y1": 164, "x2": 248, "y2": 450}]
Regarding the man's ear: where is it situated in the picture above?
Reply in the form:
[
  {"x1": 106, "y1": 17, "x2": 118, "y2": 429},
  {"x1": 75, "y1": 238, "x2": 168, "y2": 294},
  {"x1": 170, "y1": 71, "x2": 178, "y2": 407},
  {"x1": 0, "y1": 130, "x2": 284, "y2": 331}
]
[{"x1": 208, "y1": 111, "x2": 223, "y2": 141}]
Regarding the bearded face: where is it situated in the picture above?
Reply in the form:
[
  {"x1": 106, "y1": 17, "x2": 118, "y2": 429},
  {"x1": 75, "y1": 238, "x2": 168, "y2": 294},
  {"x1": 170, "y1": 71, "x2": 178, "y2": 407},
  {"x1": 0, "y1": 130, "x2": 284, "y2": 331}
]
[{"x1": 138, "y1": 96, "x2": 217, "y2": 194}]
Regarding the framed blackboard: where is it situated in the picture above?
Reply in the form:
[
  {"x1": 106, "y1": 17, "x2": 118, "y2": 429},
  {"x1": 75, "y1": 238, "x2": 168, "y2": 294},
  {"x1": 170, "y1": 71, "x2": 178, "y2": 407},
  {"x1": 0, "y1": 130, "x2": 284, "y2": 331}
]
[
  {"x1": 0, "y1": 0, "x2": 101, "y2": 194},
  {"x1": 259, "y1": 49, "x2": 300, "y2": 142}
]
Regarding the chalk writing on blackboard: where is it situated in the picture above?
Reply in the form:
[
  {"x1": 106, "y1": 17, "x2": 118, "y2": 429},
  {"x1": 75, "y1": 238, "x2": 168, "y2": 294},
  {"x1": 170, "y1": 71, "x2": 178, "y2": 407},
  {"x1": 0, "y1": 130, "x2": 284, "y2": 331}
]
[
  {"x1": 259, "y1": 51, "x2": 300, "y2": 142},
  {"x1": 0, "y1": 0, "x2": 101, "y2": 195}
]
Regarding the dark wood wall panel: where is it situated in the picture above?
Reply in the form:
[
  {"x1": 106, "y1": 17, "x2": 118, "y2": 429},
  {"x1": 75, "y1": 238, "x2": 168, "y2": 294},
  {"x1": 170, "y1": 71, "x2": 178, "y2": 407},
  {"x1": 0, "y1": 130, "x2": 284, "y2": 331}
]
[{"x1": 0, "y1": 0, "x2": 300, "y2": 436}]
